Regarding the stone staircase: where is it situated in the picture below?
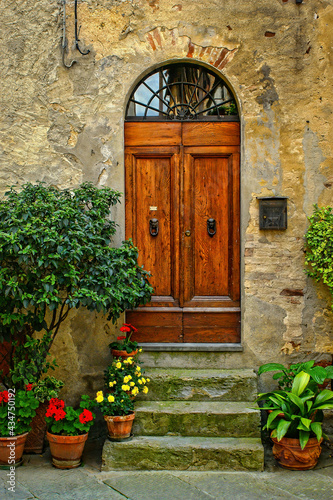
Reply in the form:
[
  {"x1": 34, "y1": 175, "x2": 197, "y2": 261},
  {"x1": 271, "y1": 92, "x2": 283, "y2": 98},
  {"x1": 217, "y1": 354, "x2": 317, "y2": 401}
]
[{"x1": 102, "y1": 367, "x2": 264, "y2": 471}]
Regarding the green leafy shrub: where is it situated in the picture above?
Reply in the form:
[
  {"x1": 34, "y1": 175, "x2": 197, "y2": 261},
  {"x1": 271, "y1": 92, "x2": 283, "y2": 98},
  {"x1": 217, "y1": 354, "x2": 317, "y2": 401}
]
[
  {"x1": 0, "y1": 182, "x2": 153, "y2": 374},
  {"x1": 305, "y1": 205, "x2": 333, "y2": 309}
]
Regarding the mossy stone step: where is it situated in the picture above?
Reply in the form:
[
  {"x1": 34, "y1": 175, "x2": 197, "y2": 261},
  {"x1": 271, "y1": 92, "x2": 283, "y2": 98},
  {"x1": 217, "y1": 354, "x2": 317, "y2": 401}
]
[
  {"x1": 133, "y1": 401, "x2": 261, "y2": 438},
  {"x1": 102, "y1": 435, "x2": 264, "y2": 471},
  {"x1": 137, "y1": 368, "x2": 257, "y2": 402}
]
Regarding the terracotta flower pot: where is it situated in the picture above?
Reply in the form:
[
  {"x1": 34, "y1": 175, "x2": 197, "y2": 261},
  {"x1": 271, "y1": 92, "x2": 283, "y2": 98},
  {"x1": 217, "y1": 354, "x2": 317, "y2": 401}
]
[
  {"x1": 0, "y1": 433, "x2": 28, "y2": 468},
  {"x1": 111, "y1": 348, "x2": 138, "y2": 359},
  {"x1": 24, "y1": 401, "x2": 49, "y2": 454},
  {"x1": 104, "y1": 412, "x2": 135, "y2": 440},
  {"x1": 271, "y1": 435, "x2": 323, "y2": 470},
  {"x1": 46, "y1": 432, "x2": 88, "y2": 469}
]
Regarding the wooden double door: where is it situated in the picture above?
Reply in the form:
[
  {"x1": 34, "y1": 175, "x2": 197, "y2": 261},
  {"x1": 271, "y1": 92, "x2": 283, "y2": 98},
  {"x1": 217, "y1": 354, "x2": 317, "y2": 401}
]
[{"x1": 125, "y1": 121, "x2": 240, "y2": 343}]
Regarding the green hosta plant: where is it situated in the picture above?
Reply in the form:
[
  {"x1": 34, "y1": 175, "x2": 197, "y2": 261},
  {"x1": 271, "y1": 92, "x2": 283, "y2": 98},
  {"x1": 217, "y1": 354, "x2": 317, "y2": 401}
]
[
  {"x1": 256, "y1": 371, "x2": 333, "y2": 449},
  {"x1": 258, "y1": 360, "x2": 333, "y2": 392},
  {"x1": 305, "y1": 205, "x2": 333, "y2": 309}
]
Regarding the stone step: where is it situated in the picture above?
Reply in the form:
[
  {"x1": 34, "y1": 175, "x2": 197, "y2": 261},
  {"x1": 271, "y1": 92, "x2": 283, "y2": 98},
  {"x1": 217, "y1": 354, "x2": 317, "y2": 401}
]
[
  {"x1": 133, "y1": 401, "x2": 261, "y2": 438},
  {"x1": 137, "y1": 368, "x2": 257, "y2": 402},
  {"x1": 102, "y1": 435, "x2": 264, "y2": 471}
]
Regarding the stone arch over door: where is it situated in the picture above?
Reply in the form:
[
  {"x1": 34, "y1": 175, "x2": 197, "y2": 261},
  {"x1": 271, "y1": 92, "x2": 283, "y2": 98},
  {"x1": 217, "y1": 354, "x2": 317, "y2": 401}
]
[{"x1": 124, "y1": 60, "x2": 241, "y2": 345}]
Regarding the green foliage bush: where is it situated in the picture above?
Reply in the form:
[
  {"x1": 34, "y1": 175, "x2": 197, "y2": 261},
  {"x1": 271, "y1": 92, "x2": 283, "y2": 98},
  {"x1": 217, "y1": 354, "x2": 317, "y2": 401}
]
[
  {"x1": 305, "y1": 205, "x2": 333, "y2": 309},
  {"x1": 0, "y1": 182, "x2": 153, "y2": 360}
]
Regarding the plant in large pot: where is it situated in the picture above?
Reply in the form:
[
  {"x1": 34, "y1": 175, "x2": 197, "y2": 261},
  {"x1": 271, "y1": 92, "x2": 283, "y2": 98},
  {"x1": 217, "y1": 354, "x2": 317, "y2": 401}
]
[
  {"x1": 45, "y1": 395, "x2": 95, "y2": 469},
  {"x1": 95, "y1": 387, "x2": 135, "y2": 441},
  {"x1": 0, "y1": 182, "x2": 153, "y2": 387},
  {"x1": 256, "y1": 370, "x2": 333, "y2": 470},
  {"x1": 0, "y1": 388, "x2": 39, "y2": 468}
]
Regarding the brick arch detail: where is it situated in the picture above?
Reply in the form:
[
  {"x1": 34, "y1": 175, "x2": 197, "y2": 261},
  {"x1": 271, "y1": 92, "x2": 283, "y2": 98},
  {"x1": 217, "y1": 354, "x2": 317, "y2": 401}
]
[{"x1": 144, "y1": 27, "x2": 238, "y2": 71}]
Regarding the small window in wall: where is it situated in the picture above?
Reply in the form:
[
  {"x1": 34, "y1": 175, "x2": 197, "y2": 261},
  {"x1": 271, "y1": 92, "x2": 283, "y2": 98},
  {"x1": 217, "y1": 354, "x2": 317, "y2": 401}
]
[{"x1": 126, "y1": 63, "x2": 239, "y2": 121}]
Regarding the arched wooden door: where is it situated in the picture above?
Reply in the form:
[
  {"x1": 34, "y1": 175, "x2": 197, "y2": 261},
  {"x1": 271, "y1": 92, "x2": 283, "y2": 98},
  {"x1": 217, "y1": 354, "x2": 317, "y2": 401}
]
[{"x1": 125, "y1": 64, "x2": 240, "y2": 343}]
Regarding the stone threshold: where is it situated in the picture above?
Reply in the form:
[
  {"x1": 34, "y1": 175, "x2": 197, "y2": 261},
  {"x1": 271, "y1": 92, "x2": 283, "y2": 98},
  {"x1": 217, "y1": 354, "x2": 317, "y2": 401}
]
[{"x1": 139, "y1": 343, "x2": 243, "y2": 352}]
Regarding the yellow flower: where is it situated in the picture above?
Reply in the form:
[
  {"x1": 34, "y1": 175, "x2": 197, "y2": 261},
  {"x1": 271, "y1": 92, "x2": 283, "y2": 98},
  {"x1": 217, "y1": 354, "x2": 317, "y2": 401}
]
[
  {"x1": 96, "y1": 393, "x2": 104, "y2": 403},
  {"x1": 136, "y1": 365, "x2": 141, "y2": 371},
  {"x1": 96, "y1": 390, "x2": 103, "y2": 397},
  {"x1": 116, "y1": 362, "x2": 122, "y2": 369},
  {"x1": 127, "y1": 357, "x2": 133, "y2": 364},
  {"x1": 146, "y1": 378, "x2": 150, "y2": 383},
  {"x1": 123, "y1": 376, "x2": 129, "y2": 384},
  {"x1": 130, "y1": 381, "x2": 135, "y2": 387},
  {"x1": 131, "y1": 387, "x2": 139, "y2": 396},
  {"x1": 138, "y1": 379, "x2": 143, "y2": 385},
  {"x1": 121, "y1": 384, "x2": 130, "y2": 391},
  {"x1": 108, "y1": 395, "x2": 115, "y2": 403},
  {"x1": 141, "y1": 377, "x2": 146, "y2": 384},
  {"x1": 143, "y1": 386, "x2": 149, "y2": 394},
  {"x1": 139, "y1": 348, "x2": 143, "y2": 353},
  {"x1": 123, "y1": 358, "x2": 129, "y2": 364},
  {"x1": 109, "y1": 381, "x2": 116, "y2": 387}
]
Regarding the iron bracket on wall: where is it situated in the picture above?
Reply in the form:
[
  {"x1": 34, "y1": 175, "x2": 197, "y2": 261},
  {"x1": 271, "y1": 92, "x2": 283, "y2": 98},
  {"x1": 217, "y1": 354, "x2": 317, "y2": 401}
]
[{"x1": 62, "y1": 0, "x2": 90, "y2": 68}]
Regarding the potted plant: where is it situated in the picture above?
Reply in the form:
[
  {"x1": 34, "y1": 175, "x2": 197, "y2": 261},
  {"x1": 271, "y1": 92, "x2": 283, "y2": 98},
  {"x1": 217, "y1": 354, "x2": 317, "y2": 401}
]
[
  {"x1": 0, "y1": 387, "x2": 39, "y2": 468},
  {"x1": 95, "y1": 388, "x2": 135, "y2": 441},
  {"x1": 109, "y1": 323, "x2": 140, "y2": 359},
  {"x1": 24, "y1": 376, "x2": 64, "y2": 453},
  {"x1": 255, "y1": 370, "x2": 333, "y2": 470},
  {"x1": 104, "y1": 356, "x2": 150, "y2": 400},
  {"x1": 45, "y1": 395, "x2": 95, "y2": 469},
  {"x1": 1, "y1": 332, "x2": 64, "y2": 454}
]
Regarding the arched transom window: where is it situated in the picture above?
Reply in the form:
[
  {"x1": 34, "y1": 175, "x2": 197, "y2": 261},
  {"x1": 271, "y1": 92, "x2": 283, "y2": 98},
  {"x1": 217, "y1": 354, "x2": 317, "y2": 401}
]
[{"x1": 126, "y1": 63, "x2": 239, "y2": 121}]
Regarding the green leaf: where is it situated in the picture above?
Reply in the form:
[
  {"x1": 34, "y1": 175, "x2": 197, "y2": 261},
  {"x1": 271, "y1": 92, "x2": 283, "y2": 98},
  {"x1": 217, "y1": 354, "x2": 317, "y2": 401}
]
[
  {"x1": 310, "y1": 422, "x2": 323, "y2": 442},
  {"x1": 299, "y1": 430, "x2": 310, "y2": 450},
  {"x1": 291, "y1": 371, "x2": 310, "y2": 396},
  {"x1": 276, "y1": 419, "x2": 291, "y2": 440},
  {"x1": 258, "y1": 363, "x2": 286, "y2": 376}
]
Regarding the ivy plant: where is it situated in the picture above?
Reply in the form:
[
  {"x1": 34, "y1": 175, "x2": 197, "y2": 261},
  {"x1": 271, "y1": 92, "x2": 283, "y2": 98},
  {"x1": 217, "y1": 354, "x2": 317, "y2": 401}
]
[
  {"x1": 0, "y1": 182, "x2": 153, "y2": 372},
  {"x1": 305, "y1": 205, "x2": 333, "y2": 309}
]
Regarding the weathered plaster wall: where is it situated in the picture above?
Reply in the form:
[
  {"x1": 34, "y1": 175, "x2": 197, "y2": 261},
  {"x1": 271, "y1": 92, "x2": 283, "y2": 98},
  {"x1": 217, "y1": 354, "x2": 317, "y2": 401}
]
[{"x1": 1, "y1": 0, "x2": 332, "y2": 399}]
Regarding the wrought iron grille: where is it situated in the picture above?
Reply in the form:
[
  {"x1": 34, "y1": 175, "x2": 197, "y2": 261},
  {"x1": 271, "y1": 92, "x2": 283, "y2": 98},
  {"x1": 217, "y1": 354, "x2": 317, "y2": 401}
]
[{"x1": 126, "y1": 63, "x2": 239, "y2": 121}]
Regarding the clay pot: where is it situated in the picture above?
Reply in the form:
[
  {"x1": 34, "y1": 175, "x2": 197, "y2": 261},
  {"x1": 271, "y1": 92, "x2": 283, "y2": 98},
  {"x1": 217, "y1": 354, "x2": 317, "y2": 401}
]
[
  {"x1": 46, "y1": 432, "x2": 88, "y2": 469},
  {"x1": 104, "y1": 412, "x2": 135, "y2": 440},
  {"x1": 24, "y1": 401, "x2": 49, "y2": 454},
  {"x1": 111, "y1": 349, "x2": 138, "y2": 359},
  {"x1": 0, "y1": 433, "x2": 28, "y2": 468},
  {"x1": 271, "y1": 435, "x2": 323, "y2": 470}
]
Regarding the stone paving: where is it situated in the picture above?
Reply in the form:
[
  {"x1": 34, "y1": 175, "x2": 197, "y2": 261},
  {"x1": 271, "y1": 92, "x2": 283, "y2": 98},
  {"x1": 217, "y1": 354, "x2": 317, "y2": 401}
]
[{"x1": 1, "y1": 439, "x2": 333, "y2": 500}]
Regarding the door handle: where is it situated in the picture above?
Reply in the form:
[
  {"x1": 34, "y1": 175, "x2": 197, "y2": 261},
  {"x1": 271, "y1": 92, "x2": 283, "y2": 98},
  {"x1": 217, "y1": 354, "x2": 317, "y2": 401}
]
[
  {"x1": 207, "y1": 218, "x2": 216, "y2": 237},
  {"x1": 149, "y1": 218, "x2": 159, "y2": 237}
]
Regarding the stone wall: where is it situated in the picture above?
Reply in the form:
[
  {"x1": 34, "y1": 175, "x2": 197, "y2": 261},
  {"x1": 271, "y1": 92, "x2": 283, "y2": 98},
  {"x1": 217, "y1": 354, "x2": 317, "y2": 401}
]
[{"x1": 1, "y1": 0, "x2": 332, "y2": 400}]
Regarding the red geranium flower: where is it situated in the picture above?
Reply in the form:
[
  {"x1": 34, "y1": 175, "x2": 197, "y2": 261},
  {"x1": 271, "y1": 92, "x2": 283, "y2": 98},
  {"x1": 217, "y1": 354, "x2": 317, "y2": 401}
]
[
  {"x1": 120, "y1": 326, "x2": 131, "y2": 333},
  {"x1": 117, "y1": 336, "x2": 127, "y2": 341},
  {"x1": 123, "y1": 323, "x2": 138, "y2": 333},
  {"x1": 1, "y1": 391, "x2": 9, "y2": 404},
  {"x1": 79, "y1": 409, "x2": 93, "y2": 424},
  {"x1": 25, "y1": 383, "x2": 33, "y2": 391}
]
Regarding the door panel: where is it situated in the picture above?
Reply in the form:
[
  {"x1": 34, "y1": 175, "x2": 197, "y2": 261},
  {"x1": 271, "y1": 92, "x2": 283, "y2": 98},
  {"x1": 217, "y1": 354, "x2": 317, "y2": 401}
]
[{"x1": 125, "y1": 122, "x2": 240, "y2": 343}]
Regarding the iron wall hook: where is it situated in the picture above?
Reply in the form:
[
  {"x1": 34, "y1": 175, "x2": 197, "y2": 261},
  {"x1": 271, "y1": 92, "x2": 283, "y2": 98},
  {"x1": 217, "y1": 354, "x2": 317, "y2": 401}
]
[{"x1": 75, "y1": 0, "x2": 90, "y2": 56}]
